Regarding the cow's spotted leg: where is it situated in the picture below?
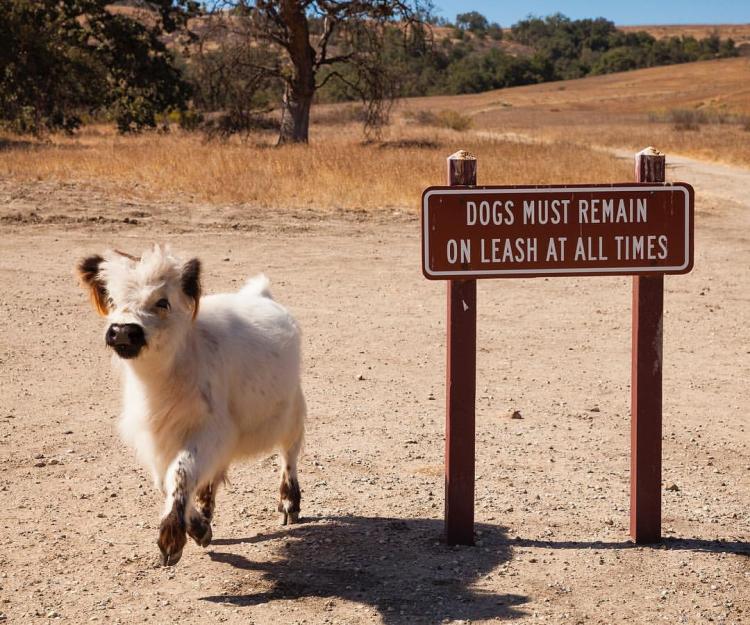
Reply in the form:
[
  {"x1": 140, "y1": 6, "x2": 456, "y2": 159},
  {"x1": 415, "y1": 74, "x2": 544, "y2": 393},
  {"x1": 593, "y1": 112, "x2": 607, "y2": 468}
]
[
  {"x1": 187, "y1": 475, "x2": 223, "y2": 548},
  {"x1": 278, "y1": 430, "x2": 303, "y2": 526},
  {"x1": 158, "y1": 426, "x2": 232, "y2": 566},
  {"x1": 158, "y1": 455, "x2": 190, "y2": 566}
]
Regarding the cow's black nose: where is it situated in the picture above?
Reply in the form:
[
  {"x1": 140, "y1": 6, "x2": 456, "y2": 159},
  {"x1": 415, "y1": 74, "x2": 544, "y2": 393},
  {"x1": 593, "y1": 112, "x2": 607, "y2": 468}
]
[
  {"x1": 105, "y1": 323, "x2": 146, "y2": 358},
  {"x1": 106, "y1": 324, "x2": 120, "y2": 345}
]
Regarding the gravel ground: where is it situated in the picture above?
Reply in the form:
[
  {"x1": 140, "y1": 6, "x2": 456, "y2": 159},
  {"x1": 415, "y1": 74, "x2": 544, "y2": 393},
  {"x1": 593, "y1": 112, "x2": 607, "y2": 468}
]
[{"x1": 0, "y1": 155, "x2": 748, "y2": 624}]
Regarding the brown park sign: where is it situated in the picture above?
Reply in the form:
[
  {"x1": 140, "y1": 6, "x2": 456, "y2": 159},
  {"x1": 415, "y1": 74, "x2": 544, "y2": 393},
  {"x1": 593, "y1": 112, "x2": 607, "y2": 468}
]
[{"x1": 422, "y1": 183, "x2": 694, "y2": 279}]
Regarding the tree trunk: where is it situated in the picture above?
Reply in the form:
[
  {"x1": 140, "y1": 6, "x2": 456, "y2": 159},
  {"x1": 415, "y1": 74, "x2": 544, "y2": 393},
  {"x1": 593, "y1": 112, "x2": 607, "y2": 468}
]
[
  {"x1": 278, "y1": 82, "x2": 313, "y2": 144},
  {"x1": 277, "y1": 0, "x2": 316, "y2": 145}
]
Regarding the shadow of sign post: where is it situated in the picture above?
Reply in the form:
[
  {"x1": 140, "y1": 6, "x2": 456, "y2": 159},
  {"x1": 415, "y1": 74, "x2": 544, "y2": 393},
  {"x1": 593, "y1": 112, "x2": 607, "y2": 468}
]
[
  {"x1": 423, "y1": 147, "x2": 694, "y2": 546},
  {"x1": 202, "y1": 516, "x2": 528, "y2": 624}
]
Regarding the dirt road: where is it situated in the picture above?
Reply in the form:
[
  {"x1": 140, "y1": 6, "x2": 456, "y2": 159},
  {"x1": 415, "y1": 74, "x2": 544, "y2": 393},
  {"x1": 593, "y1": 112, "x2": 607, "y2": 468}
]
[{"x1": 1, "y1": 153, "x2": 748, "y2": 624}]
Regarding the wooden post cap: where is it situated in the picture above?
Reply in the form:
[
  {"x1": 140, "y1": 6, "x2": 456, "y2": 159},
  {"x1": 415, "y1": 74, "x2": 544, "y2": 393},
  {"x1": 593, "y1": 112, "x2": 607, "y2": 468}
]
[
  {"x1": 448, "y1": 150, "x2": 477, "y2": 161},
  {"x1": 447, "y1": 150, "x2": 477, "y2": 186},
  {"x1": 635, "y1": 146, "x2": 666, "y2": 183},
  {"x1": 637, "y1": 146, "x2": 664, "y2": 158}
]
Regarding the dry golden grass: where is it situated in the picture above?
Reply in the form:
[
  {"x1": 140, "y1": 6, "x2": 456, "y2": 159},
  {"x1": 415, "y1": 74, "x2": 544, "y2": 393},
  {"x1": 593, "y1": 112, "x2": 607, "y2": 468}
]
[
  {"x1": 398, "y1": 57, "x2": 750, "y2": 167},
  {"x1": 0, "y1": 124, "x2": 630, "y2": 211},
  {"x1": 539, "y1": 122, "x2": 750, "y2": 168},
  {"x1": 2, "y1": 57, "x2": 746, "y2": 213},
  {"x1": 402, "y1": 58, "x2": 750, "y2": 117}
]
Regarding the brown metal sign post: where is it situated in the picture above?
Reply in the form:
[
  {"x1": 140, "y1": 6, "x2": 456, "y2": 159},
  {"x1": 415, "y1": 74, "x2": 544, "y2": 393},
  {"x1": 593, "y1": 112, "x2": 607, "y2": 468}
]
[
  {"x1": 426, "y1": 148, "x2": 694, "y2": 545},
  {"x1": 445, "y1": 151, "x2": 478, "y2": 546},
  {"x1": 631, "y1": 147, "x2": 666, "y2": 543}
]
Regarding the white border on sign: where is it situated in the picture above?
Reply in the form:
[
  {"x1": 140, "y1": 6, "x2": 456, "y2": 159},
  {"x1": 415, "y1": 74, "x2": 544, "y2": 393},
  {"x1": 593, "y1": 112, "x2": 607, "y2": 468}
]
[{"x1": 422, "y1": 185, "x2": 692, "y2": 277}]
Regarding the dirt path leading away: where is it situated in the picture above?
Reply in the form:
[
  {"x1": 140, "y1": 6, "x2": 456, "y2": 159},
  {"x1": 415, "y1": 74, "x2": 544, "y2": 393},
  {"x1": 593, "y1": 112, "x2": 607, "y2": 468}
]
[
  {"x1": 478, "y1": 129, "x2": 750, "y2": 213},
  {"x1": 611, "y1": 148, "x2": 750, "y2": 216},
  {"x1": 0, "y1": 153, "x2": 748, "y2": 625}
]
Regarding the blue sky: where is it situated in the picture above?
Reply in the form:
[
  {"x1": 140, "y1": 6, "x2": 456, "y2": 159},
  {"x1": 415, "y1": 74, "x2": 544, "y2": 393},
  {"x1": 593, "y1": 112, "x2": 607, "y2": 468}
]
[{"x1": 433, "y1": 1, "x2": 750, "y2": 26}]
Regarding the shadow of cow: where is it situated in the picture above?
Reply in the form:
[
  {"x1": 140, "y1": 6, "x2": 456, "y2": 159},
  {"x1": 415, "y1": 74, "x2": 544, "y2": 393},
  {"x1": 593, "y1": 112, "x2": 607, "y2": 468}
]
[{"x1": 202, "y1": 515, "x2": 528, "y2": 624}]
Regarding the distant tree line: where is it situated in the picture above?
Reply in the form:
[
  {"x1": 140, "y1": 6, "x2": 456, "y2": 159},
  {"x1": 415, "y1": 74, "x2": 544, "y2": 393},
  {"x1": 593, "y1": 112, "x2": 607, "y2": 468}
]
[
  {"x1": 331, "y1": 13, "x2": 738, "y2": 98},
  {"x1": 510, "y1": 14, "x2": 737, "y2": 81},
  {"x1": 0, "y1": 4, "x2": 739, "y2": 139}
]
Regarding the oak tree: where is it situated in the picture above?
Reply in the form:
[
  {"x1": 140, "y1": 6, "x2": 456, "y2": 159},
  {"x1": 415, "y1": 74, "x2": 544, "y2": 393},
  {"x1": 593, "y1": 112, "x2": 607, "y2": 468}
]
[
  {"x1": 206, "y1": 0, "x2": 431, "y2": 144},
  {"x1": 0, "y1": 0, "x2": 192, "y2": 134}
]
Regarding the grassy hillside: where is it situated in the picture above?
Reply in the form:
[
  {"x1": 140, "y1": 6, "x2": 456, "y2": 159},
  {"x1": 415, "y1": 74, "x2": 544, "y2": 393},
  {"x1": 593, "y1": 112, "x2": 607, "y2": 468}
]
[
  {"x1": 2, "y1": 34, "x2": 748, "y2": 214},
  {"x1": 402, "y1": 57, "x2": 750, "y2": 116},
  {"x1": 397, "y1": 57, "x2": 750, "y2": 166}
]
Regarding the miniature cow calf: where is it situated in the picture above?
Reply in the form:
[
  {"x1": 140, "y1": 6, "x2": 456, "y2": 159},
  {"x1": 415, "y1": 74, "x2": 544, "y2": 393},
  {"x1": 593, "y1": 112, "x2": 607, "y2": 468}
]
[{"x1": 77, "y1": 245, "x2": 305, "y2": 565}]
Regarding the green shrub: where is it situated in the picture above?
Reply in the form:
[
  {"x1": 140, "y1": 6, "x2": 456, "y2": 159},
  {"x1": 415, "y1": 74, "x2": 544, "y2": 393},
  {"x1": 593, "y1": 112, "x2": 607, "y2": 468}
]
[
  {"x1": 435, "y1": 110, "x2": 473, "y2": 131},
  {"x1": 178, "y1": 109, "x2": 204, "y2": 131},
  {"x1": 650, "y1": 109, "x2": 750, "y2": 131},
  {"x1": 669, "y1": 109, "x2": 705, "y2": 131},
  {"x1": 406, "y1": 109, "x2": 473, "y2": 131},
  {"x1": 0, "y1": 0, "x2": 188, "y2": 135}
]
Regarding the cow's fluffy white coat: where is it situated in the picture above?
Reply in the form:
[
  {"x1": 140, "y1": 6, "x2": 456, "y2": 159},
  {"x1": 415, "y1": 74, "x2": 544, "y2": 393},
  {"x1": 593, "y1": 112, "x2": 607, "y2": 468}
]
[
  {"x1": 115, "y1": 272, "x2": 305, "y2": 492},
  {"x1": 79, "y1": 245, "x2": 305, "y2": 564}
]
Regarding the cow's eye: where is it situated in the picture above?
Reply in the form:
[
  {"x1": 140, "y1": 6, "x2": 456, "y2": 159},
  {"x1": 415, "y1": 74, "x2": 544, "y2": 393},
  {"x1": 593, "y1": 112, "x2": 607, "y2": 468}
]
[{"x1": 155, "y1": 298, "x2": 170, "y2": 311}]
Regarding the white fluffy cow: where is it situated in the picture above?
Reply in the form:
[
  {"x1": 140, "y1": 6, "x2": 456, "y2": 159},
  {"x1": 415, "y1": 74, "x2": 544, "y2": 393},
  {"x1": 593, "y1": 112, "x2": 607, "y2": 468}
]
[{"x1": 78, "y1": 245, "x2": 305, "y2": 565}]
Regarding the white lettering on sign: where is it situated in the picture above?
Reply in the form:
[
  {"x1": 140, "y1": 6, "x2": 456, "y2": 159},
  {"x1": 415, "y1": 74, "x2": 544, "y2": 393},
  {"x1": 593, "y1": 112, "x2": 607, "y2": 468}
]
[
  {"x1": 522, "y1": 199, "x2": 570, "y2": 225},
  {"x1": 445, "y1": 215, "x2": 671, "y2": 266},
  {"x1": 466, "y1": 200, "x2": 515, "y2": 226},
  {"x1": 478, "y1": 238, "x2": 538, "y2": 263},
  {"x1": 574, "y1": 236, "x2": 608, "y2": 261},
  {"x1": 446, "y1": 239, "x2": 471, "y2": 264},
  {"x1": 578, "y1": 198, "x2": 648, "y2": 224},
  {"x1": 614, "y1": 235, "x2": 668, "y2": 260},
  {"x1": 545, "y1": 237, "x2": 567, "y2": 262}
]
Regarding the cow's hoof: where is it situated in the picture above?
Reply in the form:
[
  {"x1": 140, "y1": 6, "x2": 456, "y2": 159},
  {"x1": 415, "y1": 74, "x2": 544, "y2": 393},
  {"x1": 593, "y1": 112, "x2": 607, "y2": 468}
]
[
  {"x1": 160, "y1": 546, "x2": 184, "y2": 567},
  {"x1": 190, "y1": 523, "x2": 212, "y2": 548},
  {"x1": 187, "y1": 512, "x2": 213, "y2": 548},
  {"x1": 158, "y1": 513, "x2": 187, "y2": 567},
  {"x1": 281, "y1": 511, "x2": 300, "y2": 526}
]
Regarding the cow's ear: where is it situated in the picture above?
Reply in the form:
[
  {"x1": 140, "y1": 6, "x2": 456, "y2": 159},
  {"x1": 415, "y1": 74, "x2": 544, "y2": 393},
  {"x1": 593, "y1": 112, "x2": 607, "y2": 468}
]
[
  {"x1": 181, "y1": 258, "x2": 201, "y2": 320},
  {"x1": 77, "y1": 255, "x2": 109, "y2": 315}
]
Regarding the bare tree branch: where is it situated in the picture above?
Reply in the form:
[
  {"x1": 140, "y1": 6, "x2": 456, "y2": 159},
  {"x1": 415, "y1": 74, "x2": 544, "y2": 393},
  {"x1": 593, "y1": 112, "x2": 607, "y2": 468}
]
[
  {"x1": 189, "y1": 0, "x2": 434, "y2": 143},
  {"x1": 314, "y1": 14, "x2": 339, "y2": 68}
]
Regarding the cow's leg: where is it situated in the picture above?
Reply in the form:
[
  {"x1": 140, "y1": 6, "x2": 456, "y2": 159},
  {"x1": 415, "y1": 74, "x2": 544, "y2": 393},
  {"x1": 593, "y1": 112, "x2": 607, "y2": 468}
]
[
  {"x1": 278, "y1": 392, "x2": 305, "y2": 525},
  {"x1": 186, "y1": 472, "x2": 224, "y2": 548},
  {"x1": 158, "y1": 427, "x2": 232, "y2": 566},
  {"x1": 278, "y1": 439, "x2": 302, "y2": 526},
  {"x1": 158, "y1": 453, "x2": 190, "y2": 566}
]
